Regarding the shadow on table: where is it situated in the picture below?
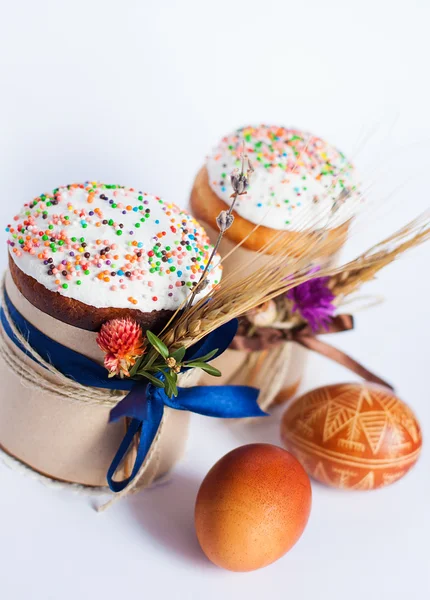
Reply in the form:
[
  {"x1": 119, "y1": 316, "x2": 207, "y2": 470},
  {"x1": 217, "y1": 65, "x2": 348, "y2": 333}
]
[
  {"x1": 126, "y1": 408, "x2": 288, "y2": 566},
  {"x1": 127, "y1": 472, "x2": 212, "y2": 567}
]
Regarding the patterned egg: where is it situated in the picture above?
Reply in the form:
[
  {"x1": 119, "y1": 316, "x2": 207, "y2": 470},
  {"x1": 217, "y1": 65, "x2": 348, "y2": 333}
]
[{"x1": 281, "y1": 383, "x2": 422, "y2": 490}]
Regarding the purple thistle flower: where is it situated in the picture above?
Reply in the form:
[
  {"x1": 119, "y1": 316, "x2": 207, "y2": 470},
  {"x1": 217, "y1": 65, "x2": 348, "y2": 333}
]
[{"x1": 287, "y1": 275, "x2": 336, "y2": 333}]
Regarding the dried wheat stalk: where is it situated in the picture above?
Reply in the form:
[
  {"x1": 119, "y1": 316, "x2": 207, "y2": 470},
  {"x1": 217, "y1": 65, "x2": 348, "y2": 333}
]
[
  {"x1": 327, "y1": 212, "x2": 430, "y2": 301},
  {"x1": 161, "y1": 221, "x2": 357, "y2": 349},
  {"x1": 161, "y1": 211, "x2": 430, "y2": 350}
]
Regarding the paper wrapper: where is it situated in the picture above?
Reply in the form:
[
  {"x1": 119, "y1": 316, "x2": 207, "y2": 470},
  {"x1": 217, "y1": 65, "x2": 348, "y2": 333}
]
[
  {"x1": 197, "y1": 220, "x2": 341, "y2": 407},
  {"x1": 0, "y1": 270, "x2": 193, "y2": 488}
]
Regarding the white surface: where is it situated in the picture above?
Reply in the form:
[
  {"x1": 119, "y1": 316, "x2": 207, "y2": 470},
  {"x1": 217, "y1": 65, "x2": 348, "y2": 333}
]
[{"x1": 0, "y1": 1, "x2": 429, "y2": 599}]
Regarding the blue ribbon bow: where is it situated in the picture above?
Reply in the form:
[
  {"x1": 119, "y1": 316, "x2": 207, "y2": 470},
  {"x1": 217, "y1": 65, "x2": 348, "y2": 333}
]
[{"x1": 1, "y1": 291, "x2": 265, "y2": 492}]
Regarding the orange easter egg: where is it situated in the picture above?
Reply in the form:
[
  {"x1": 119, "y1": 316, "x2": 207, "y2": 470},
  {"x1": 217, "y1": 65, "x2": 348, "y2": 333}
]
[
  {"x1": 194, "y1": 443, "x2": 312, "y2": 572},
  {"x1": 281, "y1": 383, "x2": 422, "y2": 490}
]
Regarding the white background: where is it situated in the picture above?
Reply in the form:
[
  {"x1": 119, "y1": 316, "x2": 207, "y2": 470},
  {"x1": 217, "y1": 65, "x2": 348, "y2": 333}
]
[{"x1": 0, "y1": 1, "x2": 429, "y2": 598}]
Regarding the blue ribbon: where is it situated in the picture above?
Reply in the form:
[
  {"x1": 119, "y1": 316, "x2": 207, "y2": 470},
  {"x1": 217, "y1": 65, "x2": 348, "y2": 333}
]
[{"x1": 1, "y1": 291, "x2": 265, "y2": 492}]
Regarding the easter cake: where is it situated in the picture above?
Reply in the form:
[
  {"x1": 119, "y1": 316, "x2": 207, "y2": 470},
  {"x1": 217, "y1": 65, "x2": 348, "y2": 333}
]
[
  {"x1": 190, "y1": 124, "x2": 363, "y2": 261},
  {"x1": 0, "y1": 183, "x2": 221, "y2": 487},
  {"x1": 190, "y1": 125, "x2": 363, "y2": 405},
  {"x1": 7, "y1": 182, "x2": 222, "y2": 331}
]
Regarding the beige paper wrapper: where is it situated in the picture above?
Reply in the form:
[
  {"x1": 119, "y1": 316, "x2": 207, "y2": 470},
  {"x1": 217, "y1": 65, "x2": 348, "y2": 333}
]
[{"x1": 0, "y1": 270, "x2": 192, "y2": 487}]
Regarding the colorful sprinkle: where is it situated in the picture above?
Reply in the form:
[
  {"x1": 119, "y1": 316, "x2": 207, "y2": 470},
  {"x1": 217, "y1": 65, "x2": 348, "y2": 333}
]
[
  {"x1": 6, "y1": 182, "x2": 222, "y2": 312},
  {"x1": 206, "y1": 125, "x2": 362, "y2": 231}
]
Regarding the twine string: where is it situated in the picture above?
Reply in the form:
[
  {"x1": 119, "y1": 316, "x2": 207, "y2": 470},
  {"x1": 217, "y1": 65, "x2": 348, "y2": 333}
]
[
  {"x1": 0, "y1": 276, "x2": 123, "y2": 407},
  {"x1": 0, "y1": 275, "x2": 168, "y2": 508}
]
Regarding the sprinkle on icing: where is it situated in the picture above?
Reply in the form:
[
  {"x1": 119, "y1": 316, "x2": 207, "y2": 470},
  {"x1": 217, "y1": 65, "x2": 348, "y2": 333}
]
[
  {"x1": 6, "y1": 182, "x2": 222, "y2": 311},
  {"x1": 206, "y1": 125, "x2": 363, "y2": 231}
]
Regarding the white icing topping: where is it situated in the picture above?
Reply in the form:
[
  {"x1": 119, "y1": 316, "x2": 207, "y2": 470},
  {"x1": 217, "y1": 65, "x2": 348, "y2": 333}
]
[
  {"x1": 206, "y1": 125, "x2": 363, "y2": 230},
  {"x1": 7, "y1": 183, "x2": 222, "y2": 311}
]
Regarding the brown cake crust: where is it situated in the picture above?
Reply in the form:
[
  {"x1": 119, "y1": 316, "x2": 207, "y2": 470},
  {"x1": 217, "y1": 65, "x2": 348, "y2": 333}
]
[
  {"x1": 9, "y1": 255, "x2": 175, "y2": 332},
  {"x1": 190, "y1": 166, "x2": 349, "y2": 255}
]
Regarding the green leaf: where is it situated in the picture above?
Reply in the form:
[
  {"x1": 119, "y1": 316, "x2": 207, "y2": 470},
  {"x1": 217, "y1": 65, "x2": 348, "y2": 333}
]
[
  {"x1": 144, "y1": 365, "x2": 167, "y2": 372},
  {"x1": 163, "y1": 368, "x2": 177, "y2": 384},
  {"x1": 186, "y1": 362, "x2": 222, "y2": 377},
  {"x1": 199, "y1": 364, "x2": 222, "y2": 377},
  {"x1": 184, "y1": 348, "x2": 218, "y2": 364},
  {"x1": 171, "y1": 346, "x2": 186, "y2": 363},
  {"x1": 163, "y1": 370, "x2": 178, "y2": 397},
  {"x1": 128, "y1": 361, "x2": 141, "y2": 377},
  {"x1": 164, "y1": 377, "x2": 173, "y2": 398},
  {"x1": 144, "y1": 350, "x2": 163, "y2": 370},
  {"x1": 146, "y1": 330, "x2": 169, "y2": 359},
  {"x1": 130, "y1": 350, "x2": 161, "y2": 375},
  {"x1": 137, "y1": 371, "x2": 165, "y2": 388}
]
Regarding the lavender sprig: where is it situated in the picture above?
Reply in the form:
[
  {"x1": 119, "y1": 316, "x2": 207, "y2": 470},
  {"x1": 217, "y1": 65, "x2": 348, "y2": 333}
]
[{"x1": 185, "y1": 143, "x2": 253, "y2": 309}]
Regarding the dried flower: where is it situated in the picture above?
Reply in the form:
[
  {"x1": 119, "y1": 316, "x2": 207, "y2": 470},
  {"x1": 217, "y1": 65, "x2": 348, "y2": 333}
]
[
  {"x1": 185, "y1": 142, "x2": 253, "y2": 309},
  {"x1": 166, "y1": 356, "x2": 181, "y2": 373},
  {"x1": 230, "y1": 168, "x2": 250, "y2": 196},
  {"x1": 216, "y1": 210, "x2": 234, "y2": 232},
  {"x1": 247, "y1": 300, "x2": 278, "y2": 327},
  {"x1": 287, "y1": 276, "x2": 336, "y2": 333},
  {"x1": 97, "y1": 318, "x2": 145, "y2": 378}
]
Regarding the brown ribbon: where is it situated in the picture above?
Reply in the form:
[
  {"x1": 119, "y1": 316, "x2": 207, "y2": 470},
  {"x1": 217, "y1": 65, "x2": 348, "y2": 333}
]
[{"x1": 230, "y1": 315, "x2": 394, "y2": 391}]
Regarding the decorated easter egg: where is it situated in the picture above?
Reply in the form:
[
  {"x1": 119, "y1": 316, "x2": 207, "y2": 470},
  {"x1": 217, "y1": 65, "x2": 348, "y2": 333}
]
[
  {"x1": 194, "y1": 443, "x2": 312, "y2": 571},
  {"x1": 281, "y1": 383, "x2": 422, "y2": 490}
]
